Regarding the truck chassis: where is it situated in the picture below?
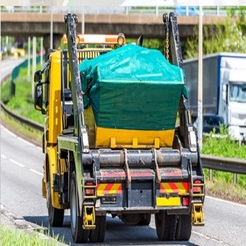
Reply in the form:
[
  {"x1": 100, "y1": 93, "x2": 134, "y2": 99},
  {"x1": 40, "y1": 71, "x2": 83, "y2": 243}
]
[{"x1": 34, "y1": 13, "x2": 205, "y2": 243}]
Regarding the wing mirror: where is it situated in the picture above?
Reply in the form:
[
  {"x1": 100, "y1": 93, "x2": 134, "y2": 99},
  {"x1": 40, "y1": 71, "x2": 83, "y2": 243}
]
[
  {"x1": 34, "y1": 83, "x2": 45, "y2": 114},
  {"x1": 34, "y1": 70, "x2": 42, "y2": 83}
]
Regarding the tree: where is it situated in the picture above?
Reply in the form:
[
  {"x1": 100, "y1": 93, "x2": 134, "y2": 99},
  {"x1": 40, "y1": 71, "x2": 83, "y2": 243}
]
[{"x1": 184, "y1": 7, "x2": 246, "y2": 59}]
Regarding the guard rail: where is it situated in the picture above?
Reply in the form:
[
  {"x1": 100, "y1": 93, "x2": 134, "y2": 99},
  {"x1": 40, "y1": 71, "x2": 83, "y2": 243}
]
[
  {"x1": 1, "y1": 5, "x2": 229, "y2": 16},
  {"x1": 1, "y1": 101, "x2": 246, "y2": 180},
  {"x1": 0, "y1": 101, "x2": 43, "y2": 132}
]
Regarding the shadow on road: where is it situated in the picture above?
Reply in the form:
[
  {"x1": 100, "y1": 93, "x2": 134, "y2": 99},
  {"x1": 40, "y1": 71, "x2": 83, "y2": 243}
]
[{"x1": 24, "y1": 215, "x2": 199, "y2": 246}]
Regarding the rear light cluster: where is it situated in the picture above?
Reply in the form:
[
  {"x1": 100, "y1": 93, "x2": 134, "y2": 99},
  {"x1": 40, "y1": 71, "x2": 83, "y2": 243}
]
[
  {"x1": 85, "y1": 181, "x2": 95, "y2": 196},
  {"x1": 193, "y1": 179, "x2": 202, "y2": 193},
  {"x1": 182, "y1": 179, "x2": 203, "y2": 206},
  {"x1": 182, "y1": 197, "x2": 189, "y2": 206}
]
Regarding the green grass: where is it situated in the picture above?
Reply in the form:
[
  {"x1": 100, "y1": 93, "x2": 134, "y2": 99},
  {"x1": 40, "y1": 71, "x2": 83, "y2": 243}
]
[
  {"x1": 202, "y1": 131, "x2": 246, "y2": 203},
  {"x1": 0, "y1": 110, "x2": 43, "y2": 145},
  {"x1": 205, "y1": 178, "x2": 246, "y2": 204},
  {"x1": 0, "y1": 226, "x2": 62, "y2": 246},
  {"x1": 1, "y1": 68, "x2": 44, "y2": 124},
  {"x1": 202, "y1": 129, "x2": 246, "y2": 159},
  {"x1": 202, "y1": 132, "x2": 246, "y2": 187},
  {"x1": 1, "y1": 69, "x2": 43, "y2": 146},
  {"x1": 1, "y1": 78, "x2": 12, "y2": 102}
]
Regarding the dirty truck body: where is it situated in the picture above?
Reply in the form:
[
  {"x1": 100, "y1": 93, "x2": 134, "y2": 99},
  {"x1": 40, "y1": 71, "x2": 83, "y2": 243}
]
[{"x1": 34, "y1": 13, "x2": 204, "y2": 243}]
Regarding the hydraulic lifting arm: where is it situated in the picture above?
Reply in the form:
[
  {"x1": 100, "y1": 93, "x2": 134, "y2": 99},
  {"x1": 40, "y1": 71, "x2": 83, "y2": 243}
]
[
  {"x1": 163, "y1": 12, "x2": 183, "y2": 69},
  {"x1": 64, "y1": 13, "x2": 89, "y2": 152},
  {"x1": 163, "y1": 13, "x2": 205, "y2": 226},
  {"x1": 163, "y1": 13, "x2": 197, "y2": 152},
  {"x1": 64, "y1": 13, "x2": 96, "y2": 231}
]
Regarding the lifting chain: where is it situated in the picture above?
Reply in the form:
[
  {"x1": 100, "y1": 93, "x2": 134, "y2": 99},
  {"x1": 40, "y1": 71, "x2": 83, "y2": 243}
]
[
  {"x1": 165, "y1": 31, "x2": 169, "y2": 61},
  {"x1": 163, "y1": 14, "x2": 169, "y2": 61}
]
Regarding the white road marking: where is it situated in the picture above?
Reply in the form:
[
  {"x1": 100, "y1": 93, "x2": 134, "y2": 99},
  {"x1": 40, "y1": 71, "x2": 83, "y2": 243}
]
[
  {"x1": 6, "y1": 156, "x2": 42, "y2": 176},
  {"x1": 9, "y1": 159, "x2": 25, "y2": 168},
  {"x1": 16, "y1": 136, "x2": 36, "y2": 147},
  {"x1": 1, "y1": 125, "x2": 41, "y2": 149},
  {"x1": 207, "y1": 195, "x2": 246, "y2": 208},
  {"x1": 1, "y1": 125, "x2": 16, "y2": 137},
  {"x1": 29, "y1": 169, "x2": 43, "y2": 176},
  {"x1": 1, "y1": 154, "x2": 7, "y2": 159},
  {"x1": 192, "y1": 231, "x2": 225, "y2": 244}
]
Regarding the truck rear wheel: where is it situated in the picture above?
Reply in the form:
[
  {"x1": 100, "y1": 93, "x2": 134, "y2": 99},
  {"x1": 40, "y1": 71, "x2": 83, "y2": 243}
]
[
  {"x1": 70, "y1": 172, "x2": 89, "y2": 243},
  {"x1": 120, "y1": 213, "x2": 151, "y2": 226},
  {"x1": 89, "y1": 215, "x2": 106, "y2": 243},
  {"x1": 46, "y1": 181, "x2": 64, "y2": 227},
  {"x1": 155, "y1": 211, "x2": 177, "y2": 241},
  {"x1": 175, "y1": 214, "x2": 192, "y2": 241},
  {"x1": 137, "y1": 213, "x2": 151, "y2": 226}
]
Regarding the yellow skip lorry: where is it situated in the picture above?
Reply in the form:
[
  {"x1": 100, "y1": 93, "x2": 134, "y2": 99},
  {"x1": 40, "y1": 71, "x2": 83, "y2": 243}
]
[{"x1": 34, "y1": 13, "x2": 204, "y2": 243}]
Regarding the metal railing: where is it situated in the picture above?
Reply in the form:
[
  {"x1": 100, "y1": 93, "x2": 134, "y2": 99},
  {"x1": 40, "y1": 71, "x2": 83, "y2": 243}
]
[
  {"x1": 1, "y1": 5, "x2": 230, "y2": 16},
  {"x1": 201, "y1": 154, "x2": 246, "y2": 184},
  {"x1": 1, "y1": 99, "x2": 246, "y2": 182},
  {"x1": 0, "y1": 102, "x2": 43, "y2": 132},
  {"x1": 202, "y1": 154, "x2": 246, "y2": 175},
  {"x1": 1, "y1": 57, "x2": 245, "y2": 184}
]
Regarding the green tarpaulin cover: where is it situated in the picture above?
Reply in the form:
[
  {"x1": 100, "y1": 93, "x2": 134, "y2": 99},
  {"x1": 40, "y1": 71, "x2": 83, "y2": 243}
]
[{"x1": 79, "y1": 44, "x2": 185, "y2": 130}]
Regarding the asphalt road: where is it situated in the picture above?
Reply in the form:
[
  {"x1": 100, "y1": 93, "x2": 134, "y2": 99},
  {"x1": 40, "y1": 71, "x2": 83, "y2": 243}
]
[
  {"x1": 1, "y1": 124, "x2": 246, "y2": 246},
  {"x1": 0, "y1": 57, "x2": 24, "y2": 82},
  {"x1": 1, "y1": 59, "x2": 246, "y2": 245}
]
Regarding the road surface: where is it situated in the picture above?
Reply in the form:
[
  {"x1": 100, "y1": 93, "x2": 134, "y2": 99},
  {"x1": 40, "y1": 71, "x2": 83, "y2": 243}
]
[{"x1": 1, "y1": 59, "x2": 246, "y2": 245}]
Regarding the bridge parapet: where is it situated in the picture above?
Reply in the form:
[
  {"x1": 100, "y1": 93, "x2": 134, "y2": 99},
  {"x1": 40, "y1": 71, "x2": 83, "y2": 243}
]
[{"x1": 1, "y1": 12, "x2": 228, "y2": 39}]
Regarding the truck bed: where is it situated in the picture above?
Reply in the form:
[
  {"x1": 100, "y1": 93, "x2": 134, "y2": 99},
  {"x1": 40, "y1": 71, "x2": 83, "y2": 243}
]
[{"x1": 79, "y1": 44, "x2": 185, "y2": 148}]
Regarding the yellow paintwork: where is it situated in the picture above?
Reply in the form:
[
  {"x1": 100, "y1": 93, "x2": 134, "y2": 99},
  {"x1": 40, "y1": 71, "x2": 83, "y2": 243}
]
[
  {"x1": 83, "y1": 206, "x2": 96, "y2": 229},
  {"x1": 11, "y1": 48, "x2": 25, "y2": 57},
  {"x1": 42, "y1": 177, "x2": 46, "y2": 198},
  {"x1": 84, "y1": 106, "x2": 96, "y2": 147},
  {"x1": 84, "y1": 105, "x2": 175, "y2": 148},
  {"x1": 78, "y1": 48, "x2": 112, "y2": 61},
  {"x1": 47, "y1": 146, "x2": 63, "y2": 209},
  {"x1": 156, "y1": 197, "x2": 181, "y2": 206},
  {"x1": 97, "y1": 183, "x2": 122, "y2": 197},
  {"x1": 95, "y1": 127, "x2": 175, "y2": 148},
  {"x1": 160, "y1": 182, "x2": 189, "y2": 196},
  {"x1": 192, "y1": 203, "x2": 204, "y2": 225},
  {"x1": 41, "y1": 43, "x2": 187, "y2": 213},
  {"x1": 47, "y1": 50, "x2": 63, "y2": 144}
]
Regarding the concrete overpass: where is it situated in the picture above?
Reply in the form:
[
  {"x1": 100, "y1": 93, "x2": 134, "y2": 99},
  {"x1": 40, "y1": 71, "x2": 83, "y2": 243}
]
[
  {"x1": 1, "y1": 12, "x2": 227, "y2": 38},
  {"x1": 1, "y1": 12, "x2": 228, "y2": 52}
]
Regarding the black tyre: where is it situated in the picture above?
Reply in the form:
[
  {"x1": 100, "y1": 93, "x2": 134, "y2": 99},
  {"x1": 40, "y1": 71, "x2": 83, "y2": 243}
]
[
  {"x1": 137, "y1": 213, "x2": 151, "y2": 226},
  {"x1": 70, "y1": 172, "x2": 89, "y2": 243},
  {"x1": 120, "y1": 214, "x2": 142, "y2": 225},
  {"x1": 175, "y1": 214, "x2": 192, "y2": 241},
  {"x1": 46, "y1": 181, "x2": 64, "y2": 227},
  {"x1": 155, "y1": 211, "x2": 177, "y2": 241},
  {"x1": 89, "y1": 215, "x2": 106, "y2": 243}
]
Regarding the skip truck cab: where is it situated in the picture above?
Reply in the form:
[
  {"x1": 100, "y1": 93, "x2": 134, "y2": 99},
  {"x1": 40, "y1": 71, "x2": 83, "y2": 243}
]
[
  {"x1": 34, "y1": 13, "x2": 204, "y2": 244},
  {"x1": 220, "y1": 66, "x2": 246, "y2": 142}
]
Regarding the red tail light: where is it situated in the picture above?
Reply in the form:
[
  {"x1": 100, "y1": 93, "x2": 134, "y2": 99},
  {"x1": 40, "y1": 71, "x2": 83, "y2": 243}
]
[
  {"x1": 182, "y1": 197, "x2": 189, "y2": 206},
  {"x1": 193, "y1": 180, "x2": 202, "y2": 193},
  {"x1": 85, "y1": 181, "x2": 95, "y2": 196},
  {"x1": 85, "y1": 188, "x2": 95, "y2": 195}
]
